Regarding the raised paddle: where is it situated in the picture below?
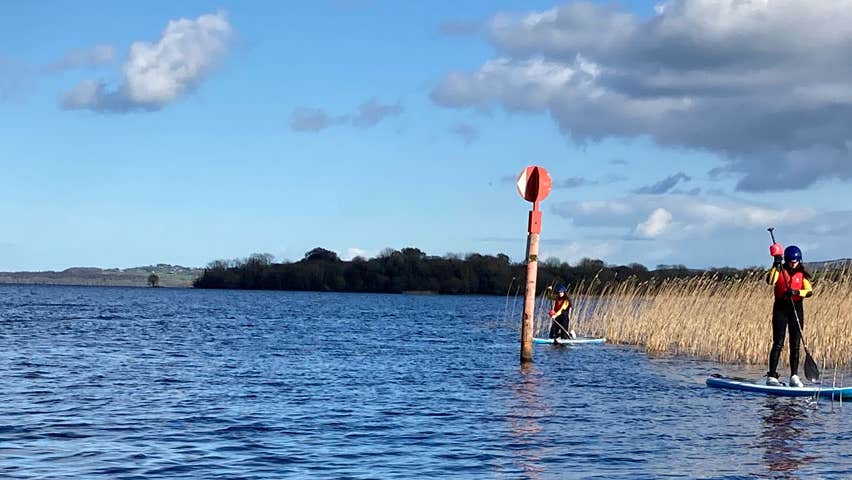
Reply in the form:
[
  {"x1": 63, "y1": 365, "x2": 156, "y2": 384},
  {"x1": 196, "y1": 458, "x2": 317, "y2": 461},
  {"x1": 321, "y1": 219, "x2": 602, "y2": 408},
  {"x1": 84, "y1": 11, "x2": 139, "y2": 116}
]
[{"x1": 767, "y1": 227, "x2": 820, "y2": 382}]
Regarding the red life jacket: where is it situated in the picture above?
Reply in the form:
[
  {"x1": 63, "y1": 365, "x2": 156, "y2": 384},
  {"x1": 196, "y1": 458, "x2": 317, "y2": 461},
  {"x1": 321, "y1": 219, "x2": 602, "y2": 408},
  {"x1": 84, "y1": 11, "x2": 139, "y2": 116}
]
[
  {"x1": 553, "y1": 297, "x2": 569, "y2": 315},
  {"x1": 774, "y1": 268, "x2": 804, "y2": 301}
]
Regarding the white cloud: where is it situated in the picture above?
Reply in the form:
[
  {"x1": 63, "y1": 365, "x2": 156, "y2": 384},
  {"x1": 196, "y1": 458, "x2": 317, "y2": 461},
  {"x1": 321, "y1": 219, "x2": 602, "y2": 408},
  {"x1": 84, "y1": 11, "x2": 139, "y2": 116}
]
[
  {"x1": 44, "y1": 45, "x2": 115, "y2": 72},
  {"x1": 432, "y1": 57, "x2": 590, "y2": 111},
  {"x1": 342, "y1": 247, "x2": 373, "y2": 260},
  {"x1": 541, "y1": 240, "x2": 614, "y2": 264},
  {"x1": 125, "y1": 13, "x2": 231, "y2": 105},
  {"x1": 290, "y1": 98, "x2": 403, "y2": 132},
  {"x1": 60, "y1": 11, "x2": 233, "y2": 112},
  {"x1": 635, "y1": 208, "x2": 672, "y2": 238},
  {"x1": 351, "y1": 98, "x2": 402, "y2": 127},
  {"x1": 556, "y1": 193, "x2": 817, "y2": 233},
  {"x1": 433, "y1": 0, "x2": 852, "y2": 191},
  {"x1": 290, "y1": 107, "x2": 346, "y2": 132}
]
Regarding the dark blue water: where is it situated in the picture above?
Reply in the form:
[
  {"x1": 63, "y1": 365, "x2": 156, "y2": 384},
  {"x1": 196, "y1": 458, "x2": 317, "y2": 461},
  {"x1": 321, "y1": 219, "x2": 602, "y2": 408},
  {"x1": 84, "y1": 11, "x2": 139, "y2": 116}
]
[{"x1": 2, "y1": 285, "x2": 850, "y2": 479}]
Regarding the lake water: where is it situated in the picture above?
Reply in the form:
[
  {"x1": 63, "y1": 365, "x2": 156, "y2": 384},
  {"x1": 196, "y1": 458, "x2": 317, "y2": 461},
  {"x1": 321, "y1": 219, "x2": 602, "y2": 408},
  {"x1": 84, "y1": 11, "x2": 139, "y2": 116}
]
[{"x1": 2, "y1": 285, "x2": 851, "y2": 479}]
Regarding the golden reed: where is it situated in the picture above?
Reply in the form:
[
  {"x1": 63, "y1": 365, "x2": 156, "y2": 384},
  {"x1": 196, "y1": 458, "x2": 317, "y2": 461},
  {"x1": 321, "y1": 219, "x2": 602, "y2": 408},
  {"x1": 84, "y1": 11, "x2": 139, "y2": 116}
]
[{"x1": 534, "y1": 270, "x2": 852, "y2": 368}]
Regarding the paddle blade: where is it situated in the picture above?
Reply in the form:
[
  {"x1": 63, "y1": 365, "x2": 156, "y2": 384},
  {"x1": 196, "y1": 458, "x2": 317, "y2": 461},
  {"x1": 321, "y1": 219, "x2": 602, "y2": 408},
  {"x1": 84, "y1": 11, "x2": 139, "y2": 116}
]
[{"x1": 804, "y1": 351, "x2": 820, "y2": 382}]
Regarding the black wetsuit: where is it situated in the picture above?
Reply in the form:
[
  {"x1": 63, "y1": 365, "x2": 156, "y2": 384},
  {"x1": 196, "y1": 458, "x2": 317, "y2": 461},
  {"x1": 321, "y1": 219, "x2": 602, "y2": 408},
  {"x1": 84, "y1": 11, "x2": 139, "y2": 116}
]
[
  {"x1": 549, "y1": 310, "x2": 571, "y2": 339},
  {"x1": 548, "y1": 296, "x2": 571, "y2": 340},
  {"x1": 768, "y1": 299, "x2": 804, "y2": 378}
]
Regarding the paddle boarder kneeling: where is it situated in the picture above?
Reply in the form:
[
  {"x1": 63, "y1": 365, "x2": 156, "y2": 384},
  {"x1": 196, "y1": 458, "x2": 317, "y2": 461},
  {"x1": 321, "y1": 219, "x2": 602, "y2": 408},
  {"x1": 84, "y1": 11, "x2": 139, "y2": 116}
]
[
  {"x1": 546, "y1": 284, "x2": 574, "y2": 342},
  {"x1": 765, "y1": 243, "x2": 813, "y2": 387}
]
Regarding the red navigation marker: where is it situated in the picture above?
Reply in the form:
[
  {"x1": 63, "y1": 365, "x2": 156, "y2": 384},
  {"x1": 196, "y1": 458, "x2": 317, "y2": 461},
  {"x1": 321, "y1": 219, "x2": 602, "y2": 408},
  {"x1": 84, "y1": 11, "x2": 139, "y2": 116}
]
[
  {"x1": 516, "y1": 165, "x2": 552, "y2": 363},
  {"x1": 516, "y1": 166, "x2": 552, "y2": 206},
  {"x1": 516, "y1": 166, "x2": 551, "y2": 235}
]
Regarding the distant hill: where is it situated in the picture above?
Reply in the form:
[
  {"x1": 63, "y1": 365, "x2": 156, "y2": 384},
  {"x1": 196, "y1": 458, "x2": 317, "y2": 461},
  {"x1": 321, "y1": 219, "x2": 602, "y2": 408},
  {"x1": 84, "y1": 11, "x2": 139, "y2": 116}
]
[
  {"x1": 0, "y1": 264, "x2": 203, "y2": 288},
  {"x1": 806, "y1": 258, "x2": 852, "y2": 270},
  {"x1": 4, "y1": 257, "x2": 846, "y2": 290}
]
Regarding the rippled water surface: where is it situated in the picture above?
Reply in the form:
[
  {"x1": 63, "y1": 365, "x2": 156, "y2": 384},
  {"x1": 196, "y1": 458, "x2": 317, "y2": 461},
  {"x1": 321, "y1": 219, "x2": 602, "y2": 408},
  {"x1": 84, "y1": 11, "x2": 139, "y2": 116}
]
[{"x1": 2, "y1": 285, "x2": 851, "y2": 479}]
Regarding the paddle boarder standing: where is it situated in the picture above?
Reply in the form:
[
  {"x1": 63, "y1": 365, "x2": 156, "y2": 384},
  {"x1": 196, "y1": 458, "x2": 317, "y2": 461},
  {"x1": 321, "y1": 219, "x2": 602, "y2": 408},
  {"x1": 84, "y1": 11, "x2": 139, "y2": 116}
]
[
  {"x1": 546, "y1": 284, "x2": 574, "y2": 341},
  {"x1": 765, "y1": 244, "x2": 813, "y2": 387}
]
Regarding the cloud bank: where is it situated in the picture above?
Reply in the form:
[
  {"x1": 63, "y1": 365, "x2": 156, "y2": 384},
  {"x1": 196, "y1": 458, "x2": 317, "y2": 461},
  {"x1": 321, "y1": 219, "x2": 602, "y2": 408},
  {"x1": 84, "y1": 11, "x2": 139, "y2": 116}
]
[
  {"x1": 433, "y1": 0, "x2": 852, "y2": 191},
  {"x1": 555, "y1": 194, "x2": 817, "y2": 235},
  {"x1": 550, "y1": 191, "x2": 852, "y2": 266}
]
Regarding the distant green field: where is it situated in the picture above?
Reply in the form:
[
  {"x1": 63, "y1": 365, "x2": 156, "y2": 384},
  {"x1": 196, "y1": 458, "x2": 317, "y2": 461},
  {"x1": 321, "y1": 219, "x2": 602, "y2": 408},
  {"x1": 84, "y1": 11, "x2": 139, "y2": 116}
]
[{"x1": 0, "y1": 265, "x2": 203, "y2": 288}]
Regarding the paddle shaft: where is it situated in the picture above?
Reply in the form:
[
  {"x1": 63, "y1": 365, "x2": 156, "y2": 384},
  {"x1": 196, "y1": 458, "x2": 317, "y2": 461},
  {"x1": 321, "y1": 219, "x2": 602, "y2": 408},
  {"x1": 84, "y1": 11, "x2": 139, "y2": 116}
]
[{"x1": 548, "y1": 310, "x2": 574, "y2": 338}]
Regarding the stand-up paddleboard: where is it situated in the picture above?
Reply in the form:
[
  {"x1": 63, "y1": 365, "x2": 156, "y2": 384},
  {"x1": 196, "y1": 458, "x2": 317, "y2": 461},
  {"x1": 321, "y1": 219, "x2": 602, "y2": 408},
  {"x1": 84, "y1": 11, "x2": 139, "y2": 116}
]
[
  {"x1": 706, "y1": 374, "x2": 852, "y2": 400},
  {"x1": 533, "y1": 337, "x2": 606, "y2": 345}
]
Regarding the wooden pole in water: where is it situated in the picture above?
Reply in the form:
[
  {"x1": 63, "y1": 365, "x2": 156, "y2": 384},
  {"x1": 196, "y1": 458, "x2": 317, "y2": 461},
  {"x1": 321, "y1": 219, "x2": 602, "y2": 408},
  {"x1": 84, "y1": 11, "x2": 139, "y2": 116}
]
[
  {"x1": 515, "y1": 166, "x2": 552, "y2": 364},
  {"x1": 520, "y1": 225, "x2": 540, "y2": 363}
]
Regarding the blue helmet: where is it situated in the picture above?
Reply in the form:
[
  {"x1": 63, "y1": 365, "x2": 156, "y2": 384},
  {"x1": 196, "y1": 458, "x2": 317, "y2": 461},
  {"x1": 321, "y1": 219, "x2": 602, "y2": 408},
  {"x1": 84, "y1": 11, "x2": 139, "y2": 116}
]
[
  {"x1": 556, "y1": 284, "x2": 567, "y2": 293},
  {"x1": 784, "y1": 245, "x2": 802, "y2": 263}
]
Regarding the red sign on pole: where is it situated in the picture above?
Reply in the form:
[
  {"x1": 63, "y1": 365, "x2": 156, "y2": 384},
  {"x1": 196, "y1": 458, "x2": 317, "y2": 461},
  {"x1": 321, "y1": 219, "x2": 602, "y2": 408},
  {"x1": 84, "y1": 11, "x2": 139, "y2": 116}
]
[
  {"x1": 516, "y1": 165, "x2": 551, "y2": 364},
  {"x1": 516, "y1": 166, "x2": 551, "y2": 234},
  {"x1": 516, "y1": 166, "x2": 552, "y2": 205}
]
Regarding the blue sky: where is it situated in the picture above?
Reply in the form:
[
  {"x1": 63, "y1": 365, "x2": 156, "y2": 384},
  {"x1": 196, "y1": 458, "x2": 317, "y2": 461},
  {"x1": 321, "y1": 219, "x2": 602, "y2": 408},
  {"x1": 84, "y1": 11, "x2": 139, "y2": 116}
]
[{"x1": 2, "y1": 0, "x2": 851, "y2": 271}]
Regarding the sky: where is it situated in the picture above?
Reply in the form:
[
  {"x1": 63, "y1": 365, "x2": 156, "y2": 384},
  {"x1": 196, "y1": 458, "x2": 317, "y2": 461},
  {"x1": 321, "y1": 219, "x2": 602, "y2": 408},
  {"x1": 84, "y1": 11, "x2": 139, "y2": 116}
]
[{"x1": 2, "y1": 0, "x2": 852, "y2": 271}]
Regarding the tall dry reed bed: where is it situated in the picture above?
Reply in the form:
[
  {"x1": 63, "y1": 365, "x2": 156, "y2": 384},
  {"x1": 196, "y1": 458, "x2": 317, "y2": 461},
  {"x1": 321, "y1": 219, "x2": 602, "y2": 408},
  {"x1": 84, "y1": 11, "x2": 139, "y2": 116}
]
[{"x1": 535, "y1": 271, "x2": 852, "y2": 368}]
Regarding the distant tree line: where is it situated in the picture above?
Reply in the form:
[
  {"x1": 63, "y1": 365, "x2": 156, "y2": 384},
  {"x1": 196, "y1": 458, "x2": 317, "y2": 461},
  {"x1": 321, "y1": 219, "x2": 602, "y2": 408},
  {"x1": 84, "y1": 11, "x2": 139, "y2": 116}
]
[{"x1": 192, "y1": 247, "x2": 768, "y2": 295}]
